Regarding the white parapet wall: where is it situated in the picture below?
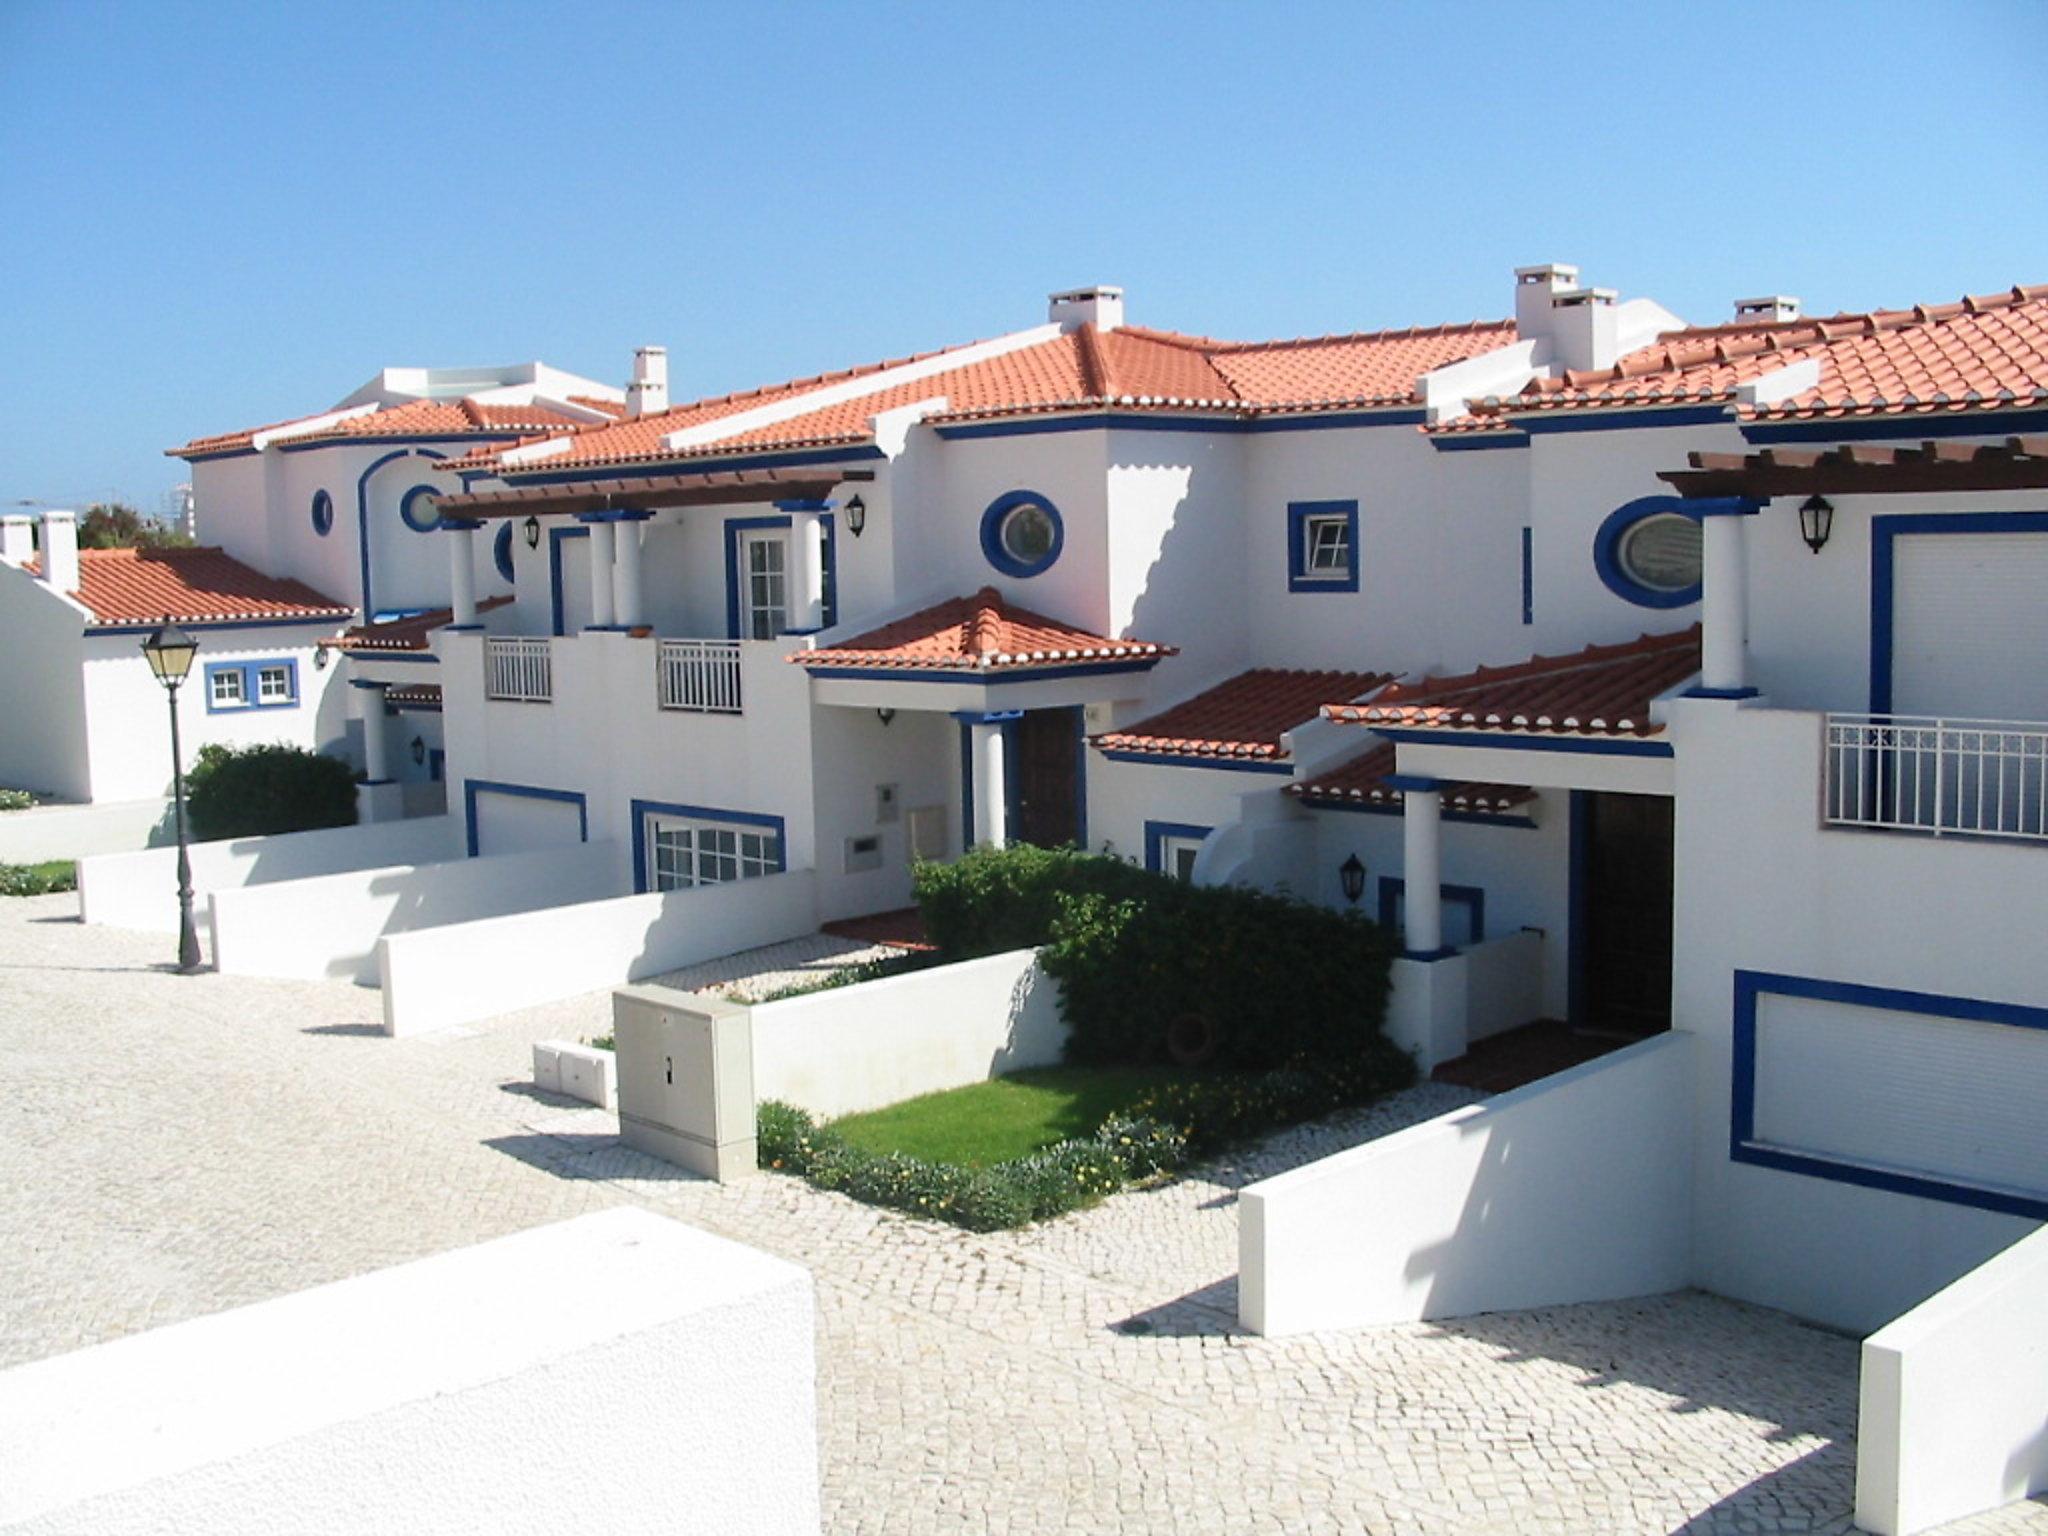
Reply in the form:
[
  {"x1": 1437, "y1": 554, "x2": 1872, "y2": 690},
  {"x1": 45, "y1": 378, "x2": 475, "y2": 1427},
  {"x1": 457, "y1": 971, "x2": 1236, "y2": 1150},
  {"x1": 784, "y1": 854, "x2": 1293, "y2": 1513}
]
[
  {"x1": 78, "y1": 813, "x2": 465, "y2": 932},
  {"x1": 1855, "y1": 1221, "x2": 2048, "y2": 1536},
  {"x1": 209, "y1": 840, "x2": 622, "y2": 985},
  {"x1": 0, "y1": 798, "x2": 171, "y2": 864},
  {"x1": 1239, "y1": 1031, "x2": 1696, "y2": 1336},
  {"x1": 0, "y1": 1207, "x2": 820, "y2": 1536},
  {"x1": 751, "y1": 947, "x2": 1067, "y2": 1119},
  {"x1": 379, "y1": 867, "x2": 819, "y2": 1037},
  {"x1": 1461, "y1": 928, "x2": 1545, "y2": 1043}
]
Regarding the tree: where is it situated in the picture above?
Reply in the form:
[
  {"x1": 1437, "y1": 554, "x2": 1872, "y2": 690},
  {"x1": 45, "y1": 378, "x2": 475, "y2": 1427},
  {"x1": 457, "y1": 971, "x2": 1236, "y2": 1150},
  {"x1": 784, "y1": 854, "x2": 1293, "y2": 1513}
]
[{"x1": 76, "y1": 502, "x2": 193, "y2": 550}]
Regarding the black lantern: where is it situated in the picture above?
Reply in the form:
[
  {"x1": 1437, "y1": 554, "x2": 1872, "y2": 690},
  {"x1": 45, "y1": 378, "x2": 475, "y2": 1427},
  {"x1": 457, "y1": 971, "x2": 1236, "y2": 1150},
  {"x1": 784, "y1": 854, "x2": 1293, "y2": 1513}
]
[
  {"x1": 844, "y1": 495, "x2": 867, "y2": 538},
  {"x1": 410, "y1": 735, "x2": 427, "y2": 766},
  {"x1": 139, "y1": 620, "x2": 203, "y2": 974},
  {"x1": 1339, "y1": 853, "x2": 1366, "y2": 905},
  {"x1": 1798, "y1": 494, "x2": 1834, "y2": 555},
  {"x1": 875, "y1": 707, "x2": 896, "y2": 727},
  {"x1": 523, "y1": 514, "x2": 542, "y2": 551}
]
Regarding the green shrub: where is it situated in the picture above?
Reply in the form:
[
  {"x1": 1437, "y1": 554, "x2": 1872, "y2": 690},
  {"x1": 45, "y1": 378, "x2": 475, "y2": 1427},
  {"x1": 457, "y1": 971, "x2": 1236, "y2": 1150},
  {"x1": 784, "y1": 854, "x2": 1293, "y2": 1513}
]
[
  {"x1": 1093, "y1": 1114, "x2": 1188, "y2": 1178},
  {"x1": 910, "y1": 842, "x2": 1156, "y2": 959},
  {"x1": 741, "y1": 949, "x2": 938, "y2": 1004},
  {"x1": 0, "y1": 789, "x2": 35, "y2": 812},
  {"x1": 185, "y1": 742, "x2": 357, "y2": 841},
  {"x1": 0, "y1": 860, "x2": 76, "y2": 897},
  {"x1": 1119, "y1": 1044, "x2": 1415, "y2": 1156}
]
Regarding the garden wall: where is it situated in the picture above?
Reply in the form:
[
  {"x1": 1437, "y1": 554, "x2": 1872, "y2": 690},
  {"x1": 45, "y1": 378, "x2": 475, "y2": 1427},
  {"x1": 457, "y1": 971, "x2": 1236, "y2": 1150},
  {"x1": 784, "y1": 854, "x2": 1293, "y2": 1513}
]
[
  {"x1": 752, "y1": 947, "x2": 1066, "y2": 1118},
  {"x1": 0, "y1": 798, "x2": 171, "y2": 864},
  {"x1": 0, "y1": 1209, "x2": 818, "y2": 1536}
]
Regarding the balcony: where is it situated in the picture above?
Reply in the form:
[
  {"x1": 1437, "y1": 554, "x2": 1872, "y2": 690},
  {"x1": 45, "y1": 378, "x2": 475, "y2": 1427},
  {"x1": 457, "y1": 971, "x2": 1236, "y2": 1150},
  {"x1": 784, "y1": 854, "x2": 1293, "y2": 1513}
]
[
  {"x1": 1824, "y1": 713, "x2": 2048, "y2": 842},
  {"x1": 657, "y1": 638, "x2": 743, "y2": 714},
  {"x1": 485, "y1": 636, "x2": 553, "y2": 703}
]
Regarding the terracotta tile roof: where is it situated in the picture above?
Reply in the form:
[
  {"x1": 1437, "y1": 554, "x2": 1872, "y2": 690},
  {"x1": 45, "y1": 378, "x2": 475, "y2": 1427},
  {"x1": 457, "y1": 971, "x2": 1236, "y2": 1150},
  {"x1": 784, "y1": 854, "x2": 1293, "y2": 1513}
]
[
  {"x1": 1093, "y1": 668, "x2": 1395, "y2": 762},
  {"x1": 28, "y1": 547, "x2": 354, "y2": 628},
  {"x1": 793, "y1": 587, "x2": 1175, "y2": 675},
  {"x1": 322, "y1": 595, "x2": 512, "y2": 653},
  {"x1": 448, "y1": 318, "x2": 1520, "y2": 476},
  {"x1": 1291, "y1": 743, "x2": 1536, "y2": 816},
  {"x1": 1440, "y1": 282, "x2": 2048, "y2": 433},
  {"x1": 170, "y1": 397, "x2": 620, "y2": 459},
  {"x1": 1323, "y1": 627, "x2": 1702, "y2": 739}
]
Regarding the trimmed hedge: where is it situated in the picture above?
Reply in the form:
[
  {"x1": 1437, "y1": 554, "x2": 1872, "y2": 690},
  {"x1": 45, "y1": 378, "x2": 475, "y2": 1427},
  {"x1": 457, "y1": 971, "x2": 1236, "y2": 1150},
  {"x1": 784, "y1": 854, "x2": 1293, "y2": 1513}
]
[
  {"x1": 186, "y1": 743, "x2": 358, "y2": 841},
  {"x1": 0, "y1": 861, "x2": 76, "y2": 897},
  {"x1": 911, "y1": 843, "x2": 1155, "y2": 959}
]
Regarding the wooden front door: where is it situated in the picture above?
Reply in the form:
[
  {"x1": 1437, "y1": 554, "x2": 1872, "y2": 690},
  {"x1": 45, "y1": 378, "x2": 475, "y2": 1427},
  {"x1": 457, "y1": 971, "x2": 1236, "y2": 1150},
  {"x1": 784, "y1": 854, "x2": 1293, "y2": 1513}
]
[
  {"x1": 1579, "y1": 791, "x2": 1674, "y2": 1036},
  {"x1": 1013, "y1": 709, "x2": 1081, "y2": 849}
]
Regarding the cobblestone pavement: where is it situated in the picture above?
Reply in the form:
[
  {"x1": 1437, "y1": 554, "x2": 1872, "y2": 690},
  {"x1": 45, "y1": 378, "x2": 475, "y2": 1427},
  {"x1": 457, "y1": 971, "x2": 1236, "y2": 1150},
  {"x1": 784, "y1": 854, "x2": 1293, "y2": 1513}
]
[{"x1": 3, "y1": 894, "x2": 2042, "y2": 1535}]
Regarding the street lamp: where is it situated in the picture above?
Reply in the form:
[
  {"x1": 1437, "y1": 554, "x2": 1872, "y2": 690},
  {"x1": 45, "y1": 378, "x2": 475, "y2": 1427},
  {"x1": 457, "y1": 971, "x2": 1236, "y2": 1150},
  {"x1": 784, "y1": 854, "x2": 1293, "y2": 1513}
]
[{"x1": 140, "y1": 620, "x2": 203, "y2": 973}]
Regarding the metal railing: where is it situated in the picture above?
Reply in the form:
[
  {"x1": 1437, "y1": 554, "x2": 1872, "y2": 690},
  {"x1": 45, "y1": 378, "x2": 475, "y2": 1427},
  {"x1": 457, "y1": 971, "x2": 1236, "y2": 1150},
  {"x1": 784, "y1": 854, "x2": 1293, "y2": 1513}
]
[
  {"x1": 485, "y1": 636, "x2": 553, "y2": 703},
  {"x1": 657, "y1": 638, "x2": 743, "y2": 714},
  {"x1": 1824, "y1": 713, "x2": 2048, "y2": 842}
]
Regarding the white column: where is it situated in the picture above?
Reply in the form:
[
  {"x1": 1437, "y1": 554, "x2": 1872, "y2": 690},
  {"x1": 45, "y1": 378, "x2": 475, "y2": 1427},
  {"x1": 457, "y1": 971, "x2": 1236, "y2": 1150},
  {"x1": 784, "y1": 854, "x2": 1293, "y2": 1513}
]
[
  {"x1": 614, "y1": 518, "x2": 647, "y2": 630},
  {"x1": 786, "y1": 512, "x2": 825, "y2": 631},
  {"x1": 586, "y1": 521, "x2": 616, "y2": 629},
  {"x1": 358, "y1": 683, "x2": 391, "y2": 783},
  {"x1": 1402, "y1": 784, "x2": 1444, "y2": 956},
  {"x1": 1700, "y1": 509, "x2": 1751, "y2": 693},
  {"x1": 971, "y1": 721, "x2": 1008, "y2": 848},
  {"x1": 447, "y1": 523, "x2": 478, "y2": 626}
]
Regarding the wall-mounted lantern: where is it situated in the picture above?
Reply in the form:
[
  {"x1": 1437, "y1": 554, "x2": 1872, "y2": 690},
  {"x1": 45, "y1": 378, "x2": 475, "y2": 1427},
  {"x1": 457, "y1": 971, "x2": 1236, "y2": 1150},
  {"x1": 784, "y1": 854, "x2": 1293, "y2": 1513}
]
[
  {"x1": 1339, "y1": 853, "x2": 1366, "y2": 905},
  {"x1": 523, "y1": 515, "x2": 542, "y2": 551},
  {"x1": 410, "y1": 735, "x2": 426, "y2": 766},
  {"x1": 875, "y1": 707, "x2": 896, "y2": 727},
  {"x1": 1799, "y1": 495, "x2": 1835, "y2": 555},
  {"x1": 844, "y1": 495, "x2": 867, "y2": 538}
]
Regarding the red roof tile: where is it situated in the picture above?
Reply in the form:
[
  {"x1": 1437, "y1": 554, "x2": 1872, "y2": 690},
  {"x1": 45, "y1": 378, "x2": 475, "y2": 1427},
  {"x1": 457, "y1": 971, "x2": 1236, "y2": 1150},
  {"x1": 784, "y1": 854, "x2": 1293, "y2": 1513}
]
[
  {"x1": 323, "y1": 595, "x2": 512, "y2": 653},
  {"x1": 794, "y1": 587, "x2": 1174, "y2": 675},
  {"x1": 1290, "y1": 743, "x2": 1536, "y2": 816},
  {"x1": 170, "y1": 396, "x2": 620, "y2": 459},
  {"x1": 1094, "y1": 668, "x2": 1395, "y2": 762},
  {"x1": 30, "y1": 547, "x2": 353, "y2": 628},
  {"x1": 1324, "y1": 627, "x2": 1702, "y2": 738}
]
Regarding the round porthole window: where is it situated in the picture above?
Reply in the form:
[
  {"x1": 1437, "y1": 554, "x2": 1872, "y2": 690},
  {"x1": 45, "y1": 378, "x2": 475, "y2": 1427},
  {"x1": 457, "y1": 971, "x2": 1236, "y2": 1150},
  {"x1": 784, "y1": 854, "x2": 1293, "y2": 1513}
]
[
  {"x1": 492, "y1": 521, "x2": 516, "y2": 583},
  {"x1": 1594, "y1": 497, "x2": 1703, "y2": 608},
  {"x1": 310, "y1": 488, "x2": 334, "y2": 537},
  {"x1": 979, "y1": 490, "x2": 1064, "y2": 578},
  {"x1": 399, "y1": 484, "x2": 442, "y2": 534}
]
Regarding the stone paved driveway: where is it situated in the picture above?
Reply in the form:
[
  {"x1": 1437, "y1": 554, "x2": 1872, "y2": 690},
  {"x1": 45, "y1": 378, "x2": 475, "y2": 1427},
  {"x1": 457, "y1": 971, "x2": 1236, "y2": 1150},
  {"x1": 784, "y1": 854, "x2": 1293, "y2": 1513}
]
[{"x1": 2, "y1": 894, "x2": 2042, "y2": 1534}]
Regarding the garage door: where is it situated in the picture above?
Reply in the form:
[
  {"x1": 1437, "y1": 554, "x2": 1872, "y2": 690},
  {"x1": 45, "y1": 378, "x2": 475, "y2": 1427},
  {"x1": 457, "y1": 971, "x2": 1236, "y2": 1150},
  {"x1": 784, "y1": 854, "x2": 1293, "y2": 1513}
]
[
  {"x1": 467, "y1": 784, "x2": 587, "y2": 858},
  {"x1": 1891, "y1": 530, "x2": 2048, "y2": 720}
]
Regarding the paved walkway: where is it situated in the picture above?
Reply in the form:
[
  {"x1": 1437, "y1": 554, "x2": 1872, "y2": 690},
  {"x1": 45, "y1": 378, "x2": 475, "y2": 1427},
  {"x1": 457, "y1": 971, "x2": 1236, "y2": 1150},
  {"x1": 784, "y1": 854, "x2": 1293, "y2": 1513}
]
[{"x1": 3, "y1": 894, "x2": 2042, "y2": 1534}]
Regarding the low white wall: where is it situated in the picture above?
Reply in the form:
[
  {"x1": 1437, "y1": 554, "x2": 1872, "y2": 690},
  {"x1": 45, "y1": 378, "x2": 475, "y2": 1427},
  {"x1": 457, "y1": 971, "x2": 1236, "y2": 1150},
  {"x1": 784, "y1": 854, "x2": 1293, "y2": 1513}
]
[
  {"x1": 0, "y1": 1208, "x2": 818, "y2": 1536},
  {"x1": 79, "y1": 814, "x2": 464, "y2": 932},
  {"x1": 210, "y1": 840, "x2": 621, "y2": 985},
  {"x1": 1855, "y1": 1222, "x2": 2048, "y2": 1536},
  {"x1": 1463, "y1": 928, "x2": 1545, "y2": 1043},
  {"x1": 0, "y1": 799, "x2": 171, "y2": 863},
  {"x1": 1382, "y1": 953, "x2": 1468, "y2": 1073},
  {"x1": 1240, "y1": 1031, "x2": 1695, "y2": 1336},
  {"x1": 379, "y1": 868, "x2": 818, "y2": 1037},
  {"x1": 752, "y1": 948, "x2": 1067, "y2": 1119}
]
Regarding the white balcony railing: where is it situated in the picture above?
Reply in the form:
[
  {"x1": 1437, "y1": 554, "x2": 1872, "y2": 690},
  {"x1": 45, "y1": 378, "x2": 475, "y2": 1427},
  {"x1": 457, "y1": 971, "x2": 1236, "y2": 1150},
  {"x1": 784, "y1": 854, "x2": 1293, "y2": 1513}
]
[
  {"x1": 1824, "y1": 713, "x2": 2048, "y2": 842},
  {"x1": 657, "y1": 638, "x2": 743, "y2": 714},
  {"x1": 485, "y1": 636, "x2": 553, "y2": 703}
]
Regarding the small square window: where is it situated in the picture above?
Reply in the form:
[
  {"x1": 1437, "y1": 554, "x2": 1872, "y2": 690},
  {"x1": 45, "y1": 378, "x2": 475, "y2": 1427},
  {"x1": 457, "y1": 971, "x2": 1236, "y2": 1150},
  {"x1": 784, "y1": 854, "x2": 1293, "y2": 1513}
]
[
  {"x1": 1304, "y1": 515, "x2": 1352, "y2": 577},
  {"x1": 210, "y1": 669, "x2": 245, "y2": 707},
  {"x1": 1287, "y1": 501, "x2": 1359, "y2": 593},
  {"x1": 257, "y1": 664, "x2": 294, "y2": 704}
]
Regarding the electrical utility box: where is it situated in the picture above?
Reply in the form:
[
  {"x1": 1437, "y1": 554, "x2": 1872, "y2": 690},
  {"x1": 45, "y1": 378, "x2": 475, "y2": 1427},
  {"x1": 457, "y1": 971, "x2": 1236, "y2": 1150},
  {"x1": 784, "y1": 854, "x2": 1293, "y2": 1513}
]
[{"x1": 612, "y1": 985, "x2": 758, "y2": 1182}]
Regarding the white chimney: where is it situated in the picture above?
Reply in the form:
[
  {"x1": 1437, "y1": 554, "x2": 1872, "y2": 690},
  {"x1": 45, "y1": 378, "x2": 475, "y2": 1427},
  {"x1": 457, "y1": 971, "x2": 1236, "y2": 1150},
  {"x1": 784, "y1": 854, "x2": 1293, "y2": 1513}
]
[
  {"x1": 39, "y1": 510, "x2": 78, "y2": 594},
  {"x1": 1548, "y1": 286, "x2": 1622, "y2": 373},
  {"x1": 1048, "y1": 285, "x2": 1124, "y2": 332},
  {"x1": 627, "y1": 345, "x2": 669, "y2": 418},
  {"x1": 0, "y1": 515, "x2": 33, "y2": 567},
  {"x1": 1734, "y1": 295, "x2": 1801, "y2": 324},
  {"x1": 1514, "y1": 263, "x2": 1580, "y2": 338},
  {"x1": 174, "y1": 483, "x2": 196, "y2": 541}
]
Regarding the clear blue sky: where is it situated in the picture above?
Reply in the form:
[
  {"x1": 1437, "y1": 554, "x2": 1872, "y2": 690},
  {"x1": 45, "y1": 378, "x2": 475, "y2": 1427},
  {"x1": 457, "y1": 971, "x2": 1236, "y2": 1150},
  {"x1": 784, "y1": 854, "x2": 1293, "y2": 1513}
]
[{"x1": 3, "y1": 0, "x2": 2044, "y2": 514}]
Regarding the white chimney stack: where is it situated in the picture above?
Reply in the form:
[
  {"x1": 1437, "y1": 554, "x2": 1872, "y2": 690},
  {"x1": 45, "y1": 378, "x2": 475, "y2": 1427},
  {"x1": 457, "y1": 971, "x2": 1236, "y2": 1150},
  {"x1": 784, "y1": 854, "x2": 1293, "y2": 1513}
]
[
  {"x1": 1514, "y1": 263, "x2": 1580, "y2": 338},
  {"x1": 0, "y1": 515, "x2": 34, "y2": 567},
  {"x1": 627, "y1": 346, "x2": 669, "y2": 418},
  {"x1": 39, "y1": 510, "x2": 78, "y2": 594},
  {"x1": 1548, "y1": 287, "x2": 1622, "y2": 373},
  {"x1": 1734, "y1": 295, "x2": 1802, "y2": 324},
  {"x1": 1048, "y1": 285, "x2": 1124, "y2": 332}
]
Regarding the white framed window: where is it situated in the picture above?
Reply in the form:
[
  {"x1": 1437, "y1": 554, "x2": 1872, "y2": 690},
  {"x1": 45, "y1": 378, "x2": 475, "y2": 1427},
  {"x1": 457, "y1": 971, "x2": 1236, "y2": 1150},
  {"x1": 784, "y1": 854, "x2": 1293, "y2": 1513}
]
[
  {"x1": 210, "y1": 668, "x2": 245, "y2": 708},
  {"x1": 741, "y1": 532, "x2": 788, "y2": 640},
  {"x1": 1303, "y1": 513, "x2": 1352, "y2": 578},
  {"x1": 1160, "y1": 835, "x2": 1204, "y2": 883},
  {"x1": 645, "y1": 814, "x2": 782, "y2": 892},
  {"x1": 257, "y1": 664, "x2": 295, "y2": 704}
]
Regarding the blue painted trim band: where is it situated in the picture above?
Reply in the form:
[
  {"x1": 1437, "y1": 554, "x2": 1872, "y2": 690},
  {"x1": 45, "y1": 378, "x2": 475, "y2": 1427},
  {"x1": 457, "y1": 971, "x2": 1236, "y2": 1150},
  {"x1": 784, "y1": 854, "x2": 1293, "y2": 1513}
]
[
  {"x1": 1741, "y1": 408, "x2": 2048, "y2": 445},
  {"x1": 774, "y1": 498, "x2": 831, "y2": 512},
  {"x1": 1430, "y1": 432, "x2": 1530, "y2": 453},
  {"x1": 1378, "y1": 876, "x2": 1486, "y2": 944},
  {"x1": 803, "y1": 658, "x2": 1164, "y2": 684},
  {"x1": 440, "y1": 623, "x2": 484, "y2": 633},
  {"x1": 1373, "y1": 728, "x2": 1676, "y2": 759},
  {"x1": 1730, "y1": 968, "x2": 2048, "y2": 1220},
  {"x1": 462, "y1": 779, "x2": 589, "y2": 858},
  {"x1": 1683, "y1": 685, "x2": 1761, "y2": 700},
  {"x1": 1520, "y1": 404, "x2": 1732, "y2": 435},
  {"x1": 979, "y1": 490, "x2": 1066, "y2": 579},
  {"x1": 1286, "y1": 499, "x2": 1360, "y2": 594},
  {"x1": 1094, "y1": 748, "x2": 1295, "y2": 775},
  {"x1": 343, "y1": 650, "x2": 438, "y2": 664},
  {"x1": 1143, "y1": 819, "x2": 1212, "y2": 875},
  {"x1": 1400, "y1": 946, "x2": 1461, "y2": 963},
  {"x1": 1381, "y1": 773, "x2": 1441, "y2": 794},
  {"x1": 629, "y1": 797, "x2": 788, "y2": 894},
  {"x1": 1690, "y1": 497, "x2": 1763, "y2": 519},
  {"x1": 951, "y1": 709, "x2": 1024, "y2": 724},
  {"x1": 1868, "y1": 510, "x2": 2048, "y2": 714},
  {"x1": 500, "y1": 443, "x2": 884, "y2": 488},
  {"x1": 933, "y1": 407, "x2": 1428, "y2": 442},
  {"x1": 202, "y1": 656, "x2": 300, "y2": 713}
]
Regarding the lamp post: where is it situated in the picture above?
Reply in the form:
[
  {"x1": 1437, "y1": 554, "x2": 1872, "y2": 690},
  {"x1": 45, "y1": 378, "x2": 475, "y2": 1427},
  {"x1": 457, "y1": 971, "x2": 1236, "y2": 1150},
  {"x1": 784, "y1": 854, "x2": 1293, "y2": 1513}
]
[{"x1": 140, "y1": 620, "x2": 203, "y2": 973}]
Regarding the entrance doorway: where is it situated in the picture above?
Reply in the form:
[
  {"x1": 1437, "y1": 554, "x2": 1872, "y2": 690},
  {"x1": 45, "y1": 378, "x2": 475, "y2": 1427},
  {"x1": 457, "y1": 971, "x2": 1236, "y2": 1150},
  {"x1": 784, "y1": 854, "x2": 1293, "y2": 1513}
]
[
  {"x1": 1012, "y1": 708, "x2": 1082, "y2": 848},
  {"x1": 1574, "y1": 791, "x2": 1674, "y2": 1036}
]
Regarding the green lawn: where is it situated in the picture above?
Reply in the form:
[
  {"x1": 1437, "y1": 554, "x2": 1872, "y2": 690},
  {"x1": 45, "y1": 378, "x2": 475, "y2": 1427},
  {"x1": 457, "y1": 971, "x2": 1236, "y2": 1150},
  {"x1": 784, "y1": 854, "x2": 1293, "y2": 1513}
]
[
  {"x1": 0, "y1": 860, "x2": 76, "y2": 897},
  {"x1": 828, "y1": 1066, "x2": 1193, "y2": 1167}
]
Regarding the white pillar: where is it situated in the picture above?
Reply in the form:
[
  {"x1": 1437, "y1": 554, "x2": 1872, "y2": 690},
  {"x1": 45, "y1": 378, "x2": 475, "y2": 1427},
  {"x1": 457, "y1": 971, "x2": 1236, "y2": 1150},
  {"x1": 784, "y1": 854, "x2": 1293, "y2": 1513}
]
[
  {"x1": 1700, "y1": 508, "x2": 1752, "y2": 694},
  {"x1": 447, "y1": 523, "x2": 478, "y2": 626},
  {"x1": 1402, "y1": 783, "x2": 1444, "y2": 956},
  {"x1": 614, "y1": 519, "x2": 647, "y2": 630},
  {"x1": 971, "y1": 721, "x2": 1008, "y2": 848},
  {"x1": 786, "y1": 512, "x2": 825, "y2": 631},
  {"x1": 586, "y1": 521, "x2": 616, "y2": 629},
  {"x1": 358, "y1": 683, "x2": 391, "y2": 783}
]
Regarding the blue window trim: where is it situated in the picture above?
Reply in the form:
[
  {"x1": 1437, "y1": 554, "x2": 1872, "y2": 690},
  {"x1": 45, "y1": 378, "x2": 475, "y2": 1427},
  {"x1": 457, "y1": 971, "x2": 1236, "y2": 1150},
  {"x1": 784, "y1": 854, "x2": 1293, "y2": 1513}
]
[
  {"x1": 723, "y1": 513, "x2": 840, "y2": 640},
  {"x1": 1730, "y1": 968, "x2": 2048, "y2": 1220},
  {"x1": 356, "y1": 447, "x2": 446, "y2": 617},
  {"x1": 202, "y1": 657, "x2": 300, "y2": 713},
  {"x1": 492, "y1": 521, "x2": 515, "y2": 584},
  {"x1": 1520, "y1": 527, "x2": 1534, "y2": 626},
  {"x1": 1143, "y1": 820, "x2": 1211, "y2": 875},
  {"x1": 1429, "y1": 432, "x2": 1531, "y2": 454},
  {"x1": 1868, "y1": 510, "x2": 2048, "y2": 714},
  {"x1": 310, "y1": 488, "x2": 334, "y2": 537},
  {"x1": 547, "y1": 525, "x2": 588, "y2": 637},
  {"x1": 1593, "y1": 496, "x2": 1704, "y2": 609},
  {"x1": 399, "y1": 483, "x2": 443, "y2": 534},
  {"x1": 462, "y1": 779, "x2": 588, "y2": 858},
  {"x1": 1376, "y1": 877, "x2": 1486, "y2": 944},
  {"x1": 1286, "y1": 500, "x2": 1360, "y2": 593},
  {"x1": 629, "y1": 798, "x2": 789, "y2": 894},
  {"x1": 979, "y1": 491, "x2": 1065, "y2": 579}
]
